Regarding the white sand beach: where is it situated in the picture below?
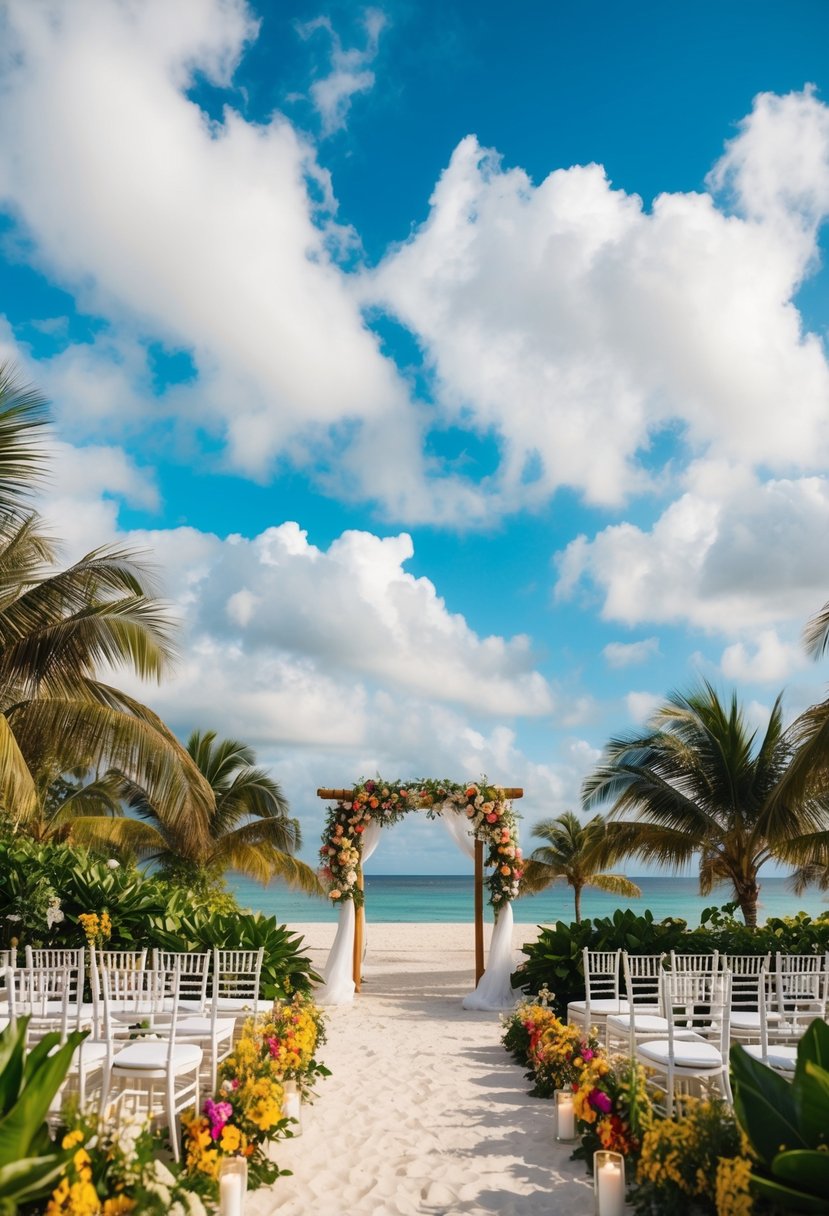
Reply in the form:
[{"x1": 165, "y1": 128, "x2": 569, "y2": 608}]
[{"x1": 248, "y1": 922, "x2": 594, "y2": 1216}]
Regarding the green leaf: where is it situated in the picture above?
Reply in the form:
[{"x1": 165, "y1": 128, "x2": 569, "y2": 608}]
[
  {"x1": 750, "y1": 1170, "x2": 829, "y2": 1213},
  {"x1": 0, "y1": 1152, "x2": 71, "y2": 1203},
  {"x1": 730, "y1": 1042, "x2": 807, "y2": 1165},
  {"x1": 796, "y1": 1060, "x2": 829, "y2": 1148},
  {"x1": 0, "y1": 1022, "x2": 26, "y2": 1115},
  {"x1": 772, "y1": 1149, "x2": 829, "y2": 1199},
  {"x1": 0, "y1": 1033, "x2": 85, "y2": 1166}
]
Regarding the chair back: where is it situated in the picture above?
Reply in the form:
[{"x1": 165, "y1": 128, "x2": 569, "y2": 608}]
[
  {"x1": 774, "y1": 956, "x2": 828, "y2": 1015},
  {"x1": 151, "y1": 949, "x2": 210, "y2": 1012},
  {"x1": 622, "y1": 952, "x2": 665, "y2": 1007},
  {"x1": 583, "y1": 949, "x2": 621, "y2": 1001},
  {"x1": 212, "y1": 948, "x2": 264, "y2": 1015},
  {"x1": 725, "y1": 953, "x2": 771, "y2": 1010},
  {"x1": 669, "y1": 951, "x2": 720, "y2": 972},
  {"x1": 661, "y1": 967, "x2": 731, "y2": 1056},
  {"x1": 7, "y1": 965, "x2": 72, "y2": 1044},
  {"x1": 95, "y1": 948, "x2": 147, "y2": 971}
]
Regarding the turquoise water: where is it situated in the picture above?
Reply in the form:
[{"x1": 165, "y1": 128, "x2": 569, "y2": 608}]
[{"x1": 227, "y1": 873, "x2": 829, "y2": 929}]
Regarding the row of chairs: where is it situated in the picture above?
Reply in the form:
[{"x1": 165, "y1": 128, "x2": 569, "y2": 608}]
[
  {"x1": 566, "y1": 949, "x2": 828, "y2": 1116},
  {"x1": 0, "y1": 946, "x2": 266, "y2": 1159}
]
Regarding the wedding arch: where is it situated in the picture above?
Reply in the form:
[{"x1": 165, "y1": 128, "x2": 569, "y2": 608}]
[{"x1": 314, "y1": 778, "x2": 524, "y2": 1011}]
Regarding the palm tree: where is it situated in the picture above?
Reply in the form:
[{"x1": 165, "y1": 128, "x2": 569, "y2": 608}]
[
  {"x1": 582, "y1": 682, "x2": 829, "y2": 926},
  {"x1": 0, "y1": 363, "x2": 214, "y2": 852},
  {"x1": 77, "y1": 729, "x2": 322, "y2": 895},
  {"x1": 520, "y1": 810, "x2": 641, "y2": 922}
]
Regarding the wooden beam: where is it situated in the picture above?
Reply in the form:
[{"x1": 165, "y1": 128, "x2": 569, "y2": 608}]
[
  {"x1": 317, "y1": 787, "x2": 524, "y2": 800},
  {"x1": 474, "y1": 837, "x2": 484, "y2": 985},
  {"x1": 353, "y1": 868, "x2": 365, "y2": 993}
]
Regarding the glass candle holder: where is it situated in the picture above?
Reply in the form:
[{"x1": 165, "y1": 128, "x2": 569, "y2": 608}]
[
  {"x1": 218, "y1": 1155, "x2": 248, "y2": 1216},
  {"x1": 554, "y1": 1089, "x2": 577, "y2": 1142},
  {"x1": 283, "y1": 1078, "x2": 302, "y2": 1134},
  {"x1": 594, "y1": 1149, "x2": 625, "y2": 1216}
]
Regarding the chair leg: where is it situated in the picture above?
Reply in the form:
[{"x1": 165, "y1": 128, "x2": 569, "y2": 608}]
[{"x1": 167, "y1": 1075, "x2": 179, "y2": 1163}]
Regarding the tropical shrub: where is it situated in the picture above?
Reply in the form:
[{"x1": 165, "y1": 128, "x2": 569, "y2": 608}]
[
  {"x1": 731, "y1": 1018, "x2": 829, "y2": 1213},
  {"x1": 0, "y1": 837, "x2": 318, "y2": 997},
  {"x1": 513, "y1": 905, "x2": 829, "y2": 1017}
]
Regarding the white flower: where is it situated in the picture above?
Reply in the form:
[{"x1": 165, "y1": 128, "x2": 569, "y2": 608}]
[
  {"x1": 46, "y1": 898, "x2": 64, "y2": 928},
  {"x1": 106, "y1": 858, "x2": 120, "y2": 870},
  {"x1": 152, "y1": 1159, "x2": 176, "y2": 1187},
  {"x1": 5, "y1": 914, "x2": 21, "y2": 922},
  {"x1": 183, "y1": 1193, "x2": 208, "y2": 1216}
]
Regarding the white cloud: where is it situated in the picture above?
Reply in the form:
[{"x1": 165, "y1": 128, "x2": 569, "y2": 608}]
[
  {"x1": 720, "y1": 630, "x2": 807, "y2": 684},
  {"x1": 0, "y1": 1, "x2": 436, "y2": 500},
  {"x1": 106, "y1": 520, "x2": 554, "y2": 719},
  {"x1": 368, "y1": 89, "x2": 829, "y2": 511},
  {"x1": 297, "y1": 9, "x2": 386, "y2": 136},
  {"x1": 557, "y1": 465, "x2": 829, "y2": 637},
  {"x1": 626, "y1": 691, "x2": 663, "y2": 723},
  {"x1": 603, "y1": 637, "x2": 660, "y2": 668}
]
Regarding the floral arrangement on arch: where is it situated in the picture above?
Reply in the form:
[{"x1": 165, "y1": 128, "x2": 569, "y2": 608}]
[{"x1": 318, "y1": 777, "x2": 523, "y2": 909}]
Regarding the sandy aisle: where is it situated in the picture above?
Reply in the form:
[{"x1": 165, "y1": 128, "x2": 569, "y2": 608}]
[{"x1": 248, "y1": 922, "x2": 594, "y2": 1216}]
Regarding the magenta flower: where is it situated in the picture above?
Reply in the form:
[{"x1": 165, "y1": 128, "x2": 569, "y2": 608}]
[
  {"x1": 268, "y1": 1035, "x2": 282, "y2": 1058},
  {"x1": 204, "y1": 1098, "x2": 233, "y2": 1140},
  {"x1": 582, "y1": 1048, "x2": 594, "y2": 1061},
  {"x1": 589, "y1": 1089, "x2": 613, "y2": 1115}
]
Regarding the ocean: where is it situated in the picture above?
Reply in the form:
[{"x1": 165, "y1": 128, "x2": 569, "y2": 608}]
[{"x1": 226, "y1": 872, "x2": 829, "y2": 929}]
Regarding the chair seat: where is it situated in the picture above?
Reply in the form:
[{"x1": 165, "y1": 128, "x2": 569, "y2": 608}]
[
  {"x1": 744, "y1": 1043, "x2": 797, "y2": 1072},
  {"x1": 215, "y1": 998, "x2": 259, "y2": 1013},
  {"x1": 637, "y1": 1038, "x2": 724, "y2": 1069},
  {"x1": 112, "y1": 1042, "x2": 202, "y2": 1070},
  {"x1": 568, "y1": 998, "x2": 629, "y2": 1017},
  {"x1": 58, "y1": 1040, "x2": 110, "y2": 1068},
  {"x1": 729, "y1": 1011, "x2": 781, "y2": 1030},
  {"x1": 175, "y1": 1016, "x2": 235, "y2": 1040}
]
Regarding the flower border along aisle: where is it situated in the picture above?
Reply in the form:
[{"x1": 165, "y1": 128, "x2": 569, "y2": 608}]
[{"x1": 318, "y1": 778, "x2": 523, "y2": 907}]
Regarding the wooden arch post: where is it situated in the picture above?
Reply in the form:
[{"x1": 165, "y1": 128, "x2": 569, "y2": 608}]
[{"x1": 317, "y1": 786, "x2": 524, "y2": 991}]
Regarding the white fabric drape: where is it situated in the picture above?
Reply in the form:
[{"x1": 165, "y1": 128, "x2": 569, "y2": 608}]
[
  {"x1": 316, "y1": 898, "x2": 355, "y2": 1006},
  {"x1": 442, "y1": 800, "x2": 519, "y2": 1010},
  {"x1": 316, "y1": 819, "x2": 385, "y2": 1006},
  {"x1": 463, "y1": 900, "x2": 519, "y2": 1011},
  {"x1": 439, "y1": 804, "x2": 476, "y2": 859}
]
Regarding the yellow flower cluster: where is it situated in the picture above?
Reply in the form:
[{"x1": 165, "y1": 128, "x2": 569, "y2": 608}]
[
  {"x1": 715, "y1": 1155, "x2": 754, "y2": 1216},
  {"x1": 637, "y1": 1098, "x2": 748, "y2": 1212},
  {"x1": 182, "y1": 1110, "x2": 252, "y2": 1180},
  {"x1": 46, "y1": 1132, "x2": 101, "y2": 1216},
  {"x1": 77, "y1": 910, "x2": 112, "y2": 946}
]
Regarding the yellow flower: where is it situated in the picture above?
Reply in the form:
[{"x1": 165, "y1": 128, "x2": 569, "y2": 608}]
[
  {"x1": 220, "y1": 1124, "x2": 243, "y2": 1153},
  {"x1": 715, "y1": 1156, "x2": 754, "y2": 1216},
  {"x1": 102, "y1": 1198, "x2": 136, "y2": 1215}
]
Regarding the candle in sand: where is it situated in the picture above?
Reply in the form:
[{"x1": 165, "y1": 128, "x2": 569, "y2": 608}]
[
  {"x1": 555, "y1": 1090, "x2": 575, "y2": 1140},
  {"x1": 597, "y1": 1158, "x2": 624, "y2": 1216}
]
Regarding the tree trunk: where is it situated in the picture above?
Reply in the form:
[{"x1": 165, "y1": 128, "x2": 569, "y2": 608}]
[
  {"x1": 738, "y1": 883, "x2": 760, "y2": 928},
  {"x1": 574, "y1": 883, "x2": 582, "y2": 924}
]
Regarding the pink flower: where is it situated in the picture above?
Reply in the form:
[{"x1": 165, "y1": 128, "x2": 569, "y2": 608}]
[
  {"x1": 589, "y1": 1089, "x2": 613, "y2": 1114},
  {"x1": 486, "y1": 813, "x2": 498, "y2": 823},
  {"x1": 582, "y1": 1048, "x2": 594, "y2": 1061},
  {"x1": 268, "y1": 1036, "x2": 282, "y2": 1058},
  {"x1": 204, "y1": 1098, "x2": 233, "y2": 1140}
]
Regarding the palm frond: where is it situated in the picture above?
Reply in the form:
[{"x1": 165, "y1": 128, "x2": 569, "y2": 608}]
[
  {"x1": 586, "y1": 873, "x2": 642, "y2": 899},
  {"x1": 0, "y1": 363, "x2": 50, "y2": 517}
]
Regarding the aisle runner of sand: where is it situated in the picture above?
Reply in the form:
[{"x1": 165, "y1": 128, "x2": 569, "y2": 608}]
[{"x1": 248, "y1": 923, "x2": 593, "y2": 1216}]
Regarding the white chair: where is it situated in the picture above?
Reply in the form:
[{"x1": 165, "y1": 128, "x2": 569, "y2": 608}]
[
  {"x1": 636, "y1": 968, "x2": 733, "y2": 1117},
  {"x1": 102, "y1": 962, "x2": 201, "y2": 1161},
  {"x1": 152, "y1": 949, "x2": 235, "y2": 1093},
  {"x1": 567, "y1": 949, "x2": 628, "y2": 1035},
  {"x1": 742, "y1": 968, "x2": 826, "y2": 1075},
  {"x1": 606, "y1": 954, "x2": 666, "y2": 1052},
  {"x1": 212, "y1": 948, "x2": 265, "y2": 1020},
  {"x1": 6, "y1": 965, "x2": 72, "y2": 1045},
  {"x1": 725, "y1": 954, "x2": 772, "y2": 1043}
]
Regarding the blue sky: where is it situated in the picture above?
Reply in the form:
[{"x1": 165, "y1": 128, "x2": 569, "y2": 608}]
[{"x1": 1, "y1": 0, "x2": 829, "y2": 877}]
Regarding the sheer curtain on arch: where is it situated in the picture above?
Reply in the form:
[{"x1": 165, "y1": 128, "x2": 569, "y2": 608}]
[
  {"x1": 442, "y1": 803, "x2": 520, "y2": 1012},
  {"x1": 316, "y1": 819, "x2": 383, "y2": 1006}
]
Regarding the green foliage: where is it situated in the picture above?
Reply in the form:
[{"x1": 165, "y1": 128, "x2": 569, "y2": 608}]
[
  {"x1": 0, "y1": 1019, "x2": 85, "y2": 1214},
  {"x1": 0, "y1": 836, "x2": 319, "y2": 998},
  {"x1": 731, "y1": 1019, "x2": 829, "y2": 1212},
  {"x1": 512, "y1": 905, "x2": 829, "y2": 1017}
]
